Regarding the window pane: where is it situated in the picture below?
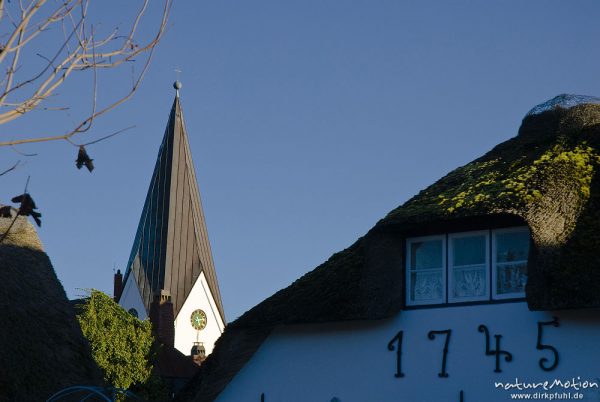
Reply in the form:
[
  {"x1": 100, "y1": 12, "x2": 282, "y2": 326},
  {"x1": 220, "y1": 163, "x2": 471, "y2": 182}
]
[
  {"x1": 453, "y1": 266, "x2": 486, "y2": 298},
  {"x1": 452, "y1": 235, "x2": 486, "y2": 266},
  {"x1": 411, "y1": 271, "x2": 443, "y2": 302},
  {"x1": 410, "y1": 239, "x2": 443, "y2": 270},
  {"x1": 497, "y1": 262, "x2": 527, "y2": 294},
  {"x1": 496, "y1": 231, "x2": 529, "y2": 263}
]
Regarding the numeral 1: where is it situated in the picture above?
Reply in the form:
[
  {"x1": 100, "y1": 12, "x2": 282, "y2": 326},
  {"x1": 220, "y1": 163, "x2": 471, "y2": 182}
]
[{"x1": 387, "y1": 330, "x2": 405, "y2": 378}]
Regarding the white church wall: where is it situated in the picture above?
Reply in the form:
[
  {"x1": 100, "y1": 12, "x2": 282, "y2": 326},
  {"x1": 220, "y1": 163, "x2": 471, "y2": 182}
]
[
  {"x1": 174, "y1": 271, "x2": 225, "y2": 356},
  {"x1": 119, "y1": 274, "x2": 148, "y2": 320},
  {"x1": 217, "y1": 302, "x2": 600, "y2": 402}
]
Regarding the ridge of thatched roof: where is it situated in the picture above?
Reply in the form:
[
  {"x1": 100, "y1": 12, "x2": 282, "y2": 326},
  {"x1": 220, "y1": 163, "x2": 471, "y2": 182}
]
[
  {"x1": 0, "y1": 216, "x2": 103, "y2": 401},
  {"x1": 178, "y1": 98, "x2": 600, "y2": 402}
]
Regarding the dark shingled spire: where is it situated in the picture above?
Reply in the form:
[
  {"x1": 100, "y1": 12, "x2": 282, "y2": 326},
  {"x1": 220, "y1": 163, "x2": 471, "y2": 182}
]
[{"x1": 122, "y1": 86, "x2": 225, "y2": 322}]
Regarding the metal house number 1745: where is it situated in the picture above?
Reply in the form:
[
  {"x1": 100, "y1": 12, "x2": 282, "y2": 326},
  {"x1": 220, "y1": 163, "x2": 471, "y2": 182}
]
[
  {"x1": 387, "y1": 318, "x2": 560, "y2": 378},
  {"x1": 427, "y1": 329, "x2": 451, "y2": 378}
]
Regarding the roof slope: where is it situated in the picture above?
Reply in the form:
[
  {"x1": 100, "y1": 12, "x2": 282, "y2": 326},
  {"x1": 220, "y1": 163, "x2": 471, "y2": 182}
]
[
  {"x1": 0, "y1": 215, "x2": 103, "y2": 401},
  {"x1": 178, "y1": 97, "x2": 600, "y2": 402},
  {"x1": 122, "y1": 93, "x2": 225, "y2": 321}
]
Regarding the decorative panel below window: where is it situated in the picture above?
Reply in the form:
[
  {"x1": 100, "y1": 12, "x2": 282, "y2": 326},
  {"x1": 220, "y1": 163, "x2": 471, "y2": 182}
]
[
  {"x1": 453, "y1": 266, "x2": 486, "y2": 298},
  {"x1": 411, "y1": 271, "x2": 443, "y2": 302}
]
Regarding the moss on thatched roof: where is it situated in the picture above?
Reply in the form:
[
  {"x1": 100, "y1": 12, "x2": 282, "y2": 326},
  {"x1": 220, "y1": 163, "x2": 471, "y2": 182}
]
[
  {"x1": 179, "y1": 98, "x2": 600, "y2": 402},
  {"x1": 0, "y1": 216, "x2": 102, "y2": 401}
]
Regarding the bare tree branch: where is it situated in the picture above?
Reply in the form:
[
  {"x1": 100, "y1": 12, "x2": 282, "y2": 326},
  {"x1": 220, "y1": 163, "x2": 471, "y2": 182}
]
[
  {"x1": 10, "y1": 144, "x2": 37, "y2": 156},
  {"x1": 72, "y1": 125, "x2": 135, "y2": 147},
  {"x1": 0, "y1": 160, "x2": 21, "y2": 177},
  {"x1": 0, "y1": 213, "x2": 20, "y2": 244},
  {"x1": 0, "y1": 0, "x2": 173, "y2": 146}
]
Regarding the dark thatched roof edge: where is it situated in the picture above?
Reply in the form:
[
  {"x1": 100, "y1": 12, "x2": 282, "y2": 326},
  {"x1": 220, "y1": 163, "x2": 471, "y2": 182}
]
[{"x1": 0, "y1": 220, "x2": 104, "y2": 401}]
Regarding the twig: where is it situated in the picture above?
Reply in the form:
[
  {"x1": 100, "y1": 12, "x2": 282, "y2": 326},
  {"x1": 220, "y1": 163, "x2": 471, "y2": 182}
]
[
  {"x1": 10, "y1": 144, "x2": 37, "y2": 156},
  {"x1": 0, "y1": 174, "x2": 29, "y2": 244},
  {"x1": 0, "y1": 213, "x2": 20, "y2": 244},
  {"x1": 70, "y1": 125, "x2": 135, "y2": 147},
  {"x1": 23, "y1": 175, "x2": 30, "y2": 193},
  {"x1": 0, "y1": 160, "x2": 21, "y2": 176}
]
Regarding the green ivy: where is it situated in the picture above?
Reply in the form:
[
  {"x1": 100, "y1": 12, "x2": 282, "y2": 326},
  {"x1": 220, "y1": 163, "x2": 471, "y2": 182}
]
[{"x1": 75, "y1": 290, "x2": 154, "y2": 391}]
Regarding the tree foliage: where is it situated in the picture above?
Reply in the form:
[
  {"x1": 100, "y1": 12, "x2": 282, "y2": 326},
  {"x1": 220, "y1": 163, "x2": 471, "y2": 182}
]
[{"x1": 75, "y1": 290, "x2": 154, "y2": 390}]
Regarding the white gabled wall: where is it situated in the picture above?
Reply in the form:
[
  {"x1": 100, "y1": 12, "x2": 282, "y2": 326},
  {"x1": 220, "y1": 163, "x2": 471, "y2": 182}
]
[
  {"x1": 217, "y1": 303, "x2": 600, "y2": 402},
  {"x1": 118, "y1": 274, "x2": 148, "y2": 320},
  {"x1": 174, "y1": 271, "x2": 225, "y2": 356},
  {"x1": 119, "y1": 270, "x2": 224, "y2": 356}
]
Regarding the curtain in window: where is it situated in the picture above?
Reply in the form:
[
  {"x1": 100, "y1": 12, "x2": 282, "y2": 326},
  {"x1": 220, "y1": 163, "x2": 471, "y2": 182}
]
[{"x1": 409, "y1": 239, "x2": 443, "y2": 302}]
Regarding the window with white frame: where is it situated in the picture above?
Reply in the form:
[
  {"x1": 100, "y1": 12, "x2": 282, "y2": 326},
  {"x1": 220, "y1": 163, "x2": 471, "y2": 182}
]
[
  {"x1": 406, "y1": 236, "x2": 445, "y2": 305},
  {"x1": 406, "y1": 227, "x2": 530, "y2": 306},
  {"x1": 492, "y1": 227, "x2": 530, "y2": 299},
  {"x1": 449, "y1": 231, "x2": 489, "y2": 303}
]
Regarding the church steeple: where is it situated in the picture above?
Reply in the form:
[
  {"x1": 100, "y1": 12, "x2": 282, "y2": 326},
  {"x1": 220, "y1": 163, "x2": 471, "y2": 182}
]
[{"x1": 120, "y1": 84, "x2": 225, "y2": 326}]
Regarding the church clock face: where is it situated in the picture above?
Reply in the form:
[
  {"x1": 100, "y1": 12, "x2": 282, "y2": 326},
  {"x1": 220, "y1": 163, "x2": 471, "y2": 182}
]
[{"x1": 190, "y1": 309, "x2": 207, "y2": 330}]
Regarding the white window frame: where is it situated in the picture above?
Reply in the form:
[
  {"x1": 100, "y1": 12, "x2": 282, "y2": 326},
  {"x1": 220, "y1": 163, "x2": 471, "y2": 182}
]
[
  {"x1": 492, "y1": 226, "x2": 530, "y2": 300},
  {"x1": 405, "y1": 234, "x2": 446, "y2": 306},
  {"x1": 448, "y1": 230, "x2": 490, "y2": 303}
]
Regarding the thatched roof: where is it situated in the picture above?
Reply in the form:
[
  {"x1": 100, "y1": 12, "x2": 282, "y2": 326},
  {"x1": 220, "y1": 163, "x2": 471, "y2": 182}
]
[
  {"x1": 0, "y1": 215, "x2": 103, "y2": 401},
  {"x1": 178, "y1": 96, "x2": 600, "y2": 402}
]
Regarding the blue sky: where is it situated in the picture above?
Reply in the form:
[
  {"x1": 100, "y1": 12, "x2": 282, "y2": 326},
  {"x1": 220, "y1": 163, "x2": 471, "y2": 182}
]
[{"x1": 2, "y1": 1, "x2": 600, "y2": 321}]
